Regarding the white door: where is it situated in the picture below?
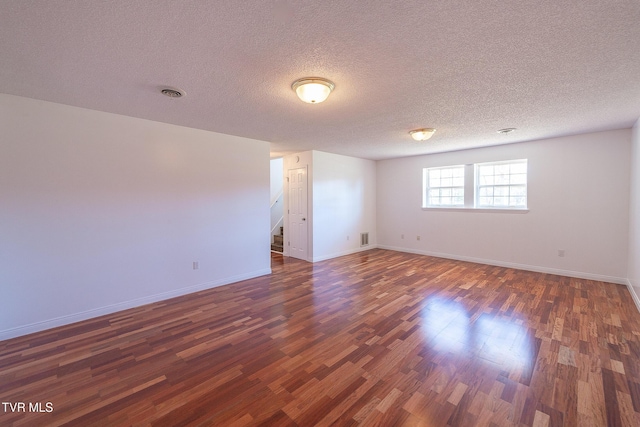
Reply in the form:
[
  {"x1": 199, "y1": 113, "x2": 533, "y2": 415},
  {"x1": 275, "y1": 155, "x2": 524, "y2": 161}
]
[{"x1": 288, "y1": 167, "x2": 308, "y2": 260}]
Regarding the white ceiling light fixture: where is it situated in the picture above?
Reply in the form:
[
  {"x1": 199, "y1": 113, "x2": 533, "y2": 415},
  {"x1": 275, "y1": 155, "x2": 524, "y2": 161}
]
[
  {"x1": 292, "y1": 77, "x2": 335, "y2": 104},
  {"x1": 409, "y1": 128, "x2": 436, "y2": 141},
  {"x1": 497, "y1": 128, "x2": 516, "y2": 134}
]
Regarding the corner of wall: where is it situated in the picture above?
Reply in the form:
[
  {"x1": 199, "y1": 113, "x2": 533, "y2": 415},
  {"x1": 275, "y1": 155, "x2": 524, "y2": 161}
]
[
  {"x1": 625, "y1": 280, "x2": 640, "y2": 314},
  {"x1": 628, "y1": 118, "x2": 640, "y2": 301}
]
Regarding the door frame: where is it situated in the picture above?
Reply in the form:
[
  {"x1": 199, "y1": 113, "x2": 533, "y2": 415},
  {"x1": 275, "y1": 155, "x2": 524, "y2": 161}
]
[{"x1": 286, "y1": 165, "x2": 309, "y2": 261}]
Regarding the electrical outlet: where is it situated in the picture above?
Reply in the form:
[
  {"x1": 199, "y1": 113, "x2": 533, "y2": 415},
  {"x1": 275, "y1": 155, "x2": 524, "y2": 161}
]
[
  {"x1": 401, "y1": 234, "x2": 404, "y2": 239},
  {"x1": 347, "y1": 236, "x2": 349, "y2": 241},
  {"x1": 558, "y1": 250, "x2": 565, "y2": 258},
  {"x1": 193, "y1": 261, "x2": 199, "y2": 270},
  {"x1": 417, "y1": 236, "x2": 421, "y2": 241}
]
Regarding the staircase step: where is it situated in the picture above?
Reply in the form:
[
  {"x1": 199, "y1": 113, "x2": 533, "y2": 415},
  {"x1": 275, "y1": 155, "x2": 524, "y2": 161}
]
[
  {"x1": 273, "y1": 235, "x2": 283, "y2": 245},
  {"x1": 271, "y1": 244, "x2": 283, "y2": 252}
]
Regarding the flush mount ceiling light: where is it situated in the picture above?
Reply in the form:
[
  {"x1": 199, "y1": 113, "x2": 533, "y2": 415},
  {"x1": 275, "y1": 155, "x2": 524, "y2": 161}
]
[
  {"x1": 409, "y1": 128, "x2": 436, "y2": 141},
  {"x1": 497, "y1": 128, "x2": 516, "y2": 134},
  {"x1": 160, "y1": 87, "x2": 185, "y2": 98},
  {"x1": 292, "y1": 77, "x2": 335, "y2": 104}
]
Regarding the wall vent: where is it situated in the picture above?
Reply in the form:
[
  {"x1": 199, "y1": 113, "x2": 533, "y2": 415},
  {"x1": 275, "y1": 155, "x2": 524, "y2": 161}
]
[{"x1": 360, "y1": 232, "x2": 369, "y2": 247}]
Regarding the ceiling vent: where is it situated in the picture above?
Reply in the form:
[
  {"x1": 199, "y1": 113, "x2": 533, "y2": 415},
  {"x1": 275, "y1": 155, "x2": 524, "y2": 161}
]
[{"x1": 160, "y1": 88, "x2": 185, "y2": 98}]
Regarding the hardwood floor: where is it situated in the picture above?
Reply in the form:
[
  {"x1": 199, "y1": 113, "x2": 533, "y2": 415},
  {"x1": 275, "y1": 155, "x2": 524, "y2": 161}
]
[{"x1": 1, "y1": 249, "x2": 640, "y2": 426}]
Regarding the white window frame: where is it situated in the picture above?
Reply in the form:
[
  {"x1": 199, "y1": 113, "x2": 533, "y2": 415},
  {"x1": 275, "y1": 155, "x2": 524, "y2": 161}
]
[
  {"x1": 422, "y1": 165, "x2": 465, "y2": 208},
  {"x1": 475, "y1": 159, "x2": 528, "y2": 209},
  {"x1": 422, "y1": 159, "x2": 529, "y2": 212}
]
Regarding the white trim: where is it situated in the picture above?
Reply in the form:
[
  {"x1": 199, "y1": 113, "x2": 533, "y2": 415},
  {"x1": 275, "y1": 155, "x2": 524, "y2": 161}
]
[
  {"x1": 311, "y1": 244, "x2": 378, "y2": 263},
  {"x1": 0, "y1": 268, "x2": 272, "y2": 341},
  {"x1": 421, "y1": 207, "x2": 529, "y2": 213},
  {"x1": 270, "y1": 216, "x2": 284, "y2": 238},
  {"x1": 475, "y1": 159, "x2": 528, "y2": 209},
  {"x1": 377, "y1": 245, "x2": 627, "y2": 285},
  {"x1": 625, "y1": 279, "x2": 640, "y2": 314},
  {"x1": 423, "y1": 164, "x2": 466, "y2": 208},
  {"x1": 270, "y1": 190, "x2": 283, "y2": 209}
]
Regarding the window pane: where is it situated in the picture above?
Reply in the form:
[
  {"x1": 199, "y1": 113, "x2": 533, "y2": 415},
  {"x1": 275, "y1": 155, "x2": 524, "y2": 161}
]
[
  {"x1": 481, "y1": 187, "x2": 493, "y2": 196},
  {"x1": 494, "y1": 186, "x2": 509, "y2": 196},
  {"x1": 494, "y1": 197, "x2": 508, "y2": 206},
  {"x1": 475, "y1": 160, "x2": 527, "y2": 209},
  {"x1": 424, "y1": 165, "x2": 465, "y2": 207},
  {"x1": 496, "y1": 165, "x2": 510, "y2": 174},
  {"x1": 427, "y1": 163, "x2": 528, "y2": 209},
  {"x1": 511, "y1": 186, "x2": 526, "y2": 196},
  {"x1": 510, "y1": 163, "x2": 527, "y2": 174},
  {"x1": 479, "y1": 165, "x2": 493, "y2": 175},
  {"x1": 495, "y1": 174, "x2": 509, "y2": 185},
  {"x1": 479, "y1": 175, "x2": 494, "y2": 185},
  {"x1": 511, "y1": 196, "x2": 526, "y2": 206},
  {"x1": 510, "y1": 196, "x2": 525, "y2": 206},
  {"x1": 511, "y1": 174, "x2": 526, "y2": 184}
]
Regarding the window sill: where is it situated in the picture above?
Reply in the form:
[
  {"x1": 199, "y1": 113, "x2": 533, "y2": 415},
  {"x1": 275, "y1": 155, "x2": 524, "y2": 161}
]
[{"x1": 422, "y1": 207, "x2": 529, "y2": 213}]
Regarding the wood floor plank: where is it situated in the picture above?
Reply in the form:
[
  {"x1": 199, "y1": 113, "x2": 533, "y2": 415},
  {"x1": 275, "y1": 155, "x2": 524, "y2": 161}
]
[{"x1": 2, "y1": 249, "x2": 640, "y2": 426}]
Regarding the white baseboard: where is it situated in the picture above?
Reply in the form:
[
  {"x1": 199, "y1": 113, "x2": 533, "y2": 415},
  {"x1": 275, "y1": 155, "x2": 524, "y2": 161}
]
[
  {"x1": 625, "y1": 279, "x2": 640, "y2": 314},
  {"x1": 377, "y1": 245, "x2": 628, "y2": 285},
  {"x1": 6, "y1": 248, "x2": 635, "y2": 342},
  {"x1": 311, "y1": 244, "x2": 379, "y2": 263},
  {"x1": 0, "y1": 268, "x2": 271, "y2": 341}
]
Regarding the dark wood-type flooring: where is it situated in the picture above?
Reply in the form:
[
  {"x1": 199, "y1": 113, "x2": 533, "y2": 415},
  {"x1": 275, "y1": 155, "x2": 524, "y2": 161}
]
[{"x1": 2, "y1": 249, "x2": 640, "y2": 426}]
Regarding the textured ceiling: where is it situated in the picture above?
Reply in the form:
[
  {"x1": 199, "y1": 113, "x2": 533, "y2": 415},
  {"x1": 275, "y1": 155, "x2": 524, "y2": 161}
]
[{"x1": 1, "y1": 1, "x2": 639, "y2": 160}]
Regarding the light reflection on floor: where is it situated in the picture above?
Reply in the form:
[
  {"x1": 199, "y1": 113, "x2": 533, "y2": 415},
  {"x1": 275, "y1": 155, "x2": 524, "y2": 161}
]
[{"x1": 420, "y1": 297, "x2": 532, "y2": 370}]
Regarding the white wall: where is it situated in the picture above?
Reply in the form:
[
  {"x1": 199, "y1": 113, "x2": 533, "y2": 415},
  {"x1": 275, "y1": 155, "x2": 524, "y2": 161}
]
[
  {"x1": 311, "y1": 151, "x2": 377, "y2": 261},
  {"x1": 628, "y1": 118, "x2": 640, "y2": 309},
  {"x1": 282, "y1": 150, "x2": 376, "y2": 261},
  {"x1": 377, "y1": 130, "x2": 631, "y2": 283},
  {"x1": 0, "y1": 94, "x2": 271, "y2": 339},
  {"x1": 269, "y1": 157, "x2": 284, "y2": 239},
  {"x1": 270, "y1": 157, "x2": 284, "y2": 205}
]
